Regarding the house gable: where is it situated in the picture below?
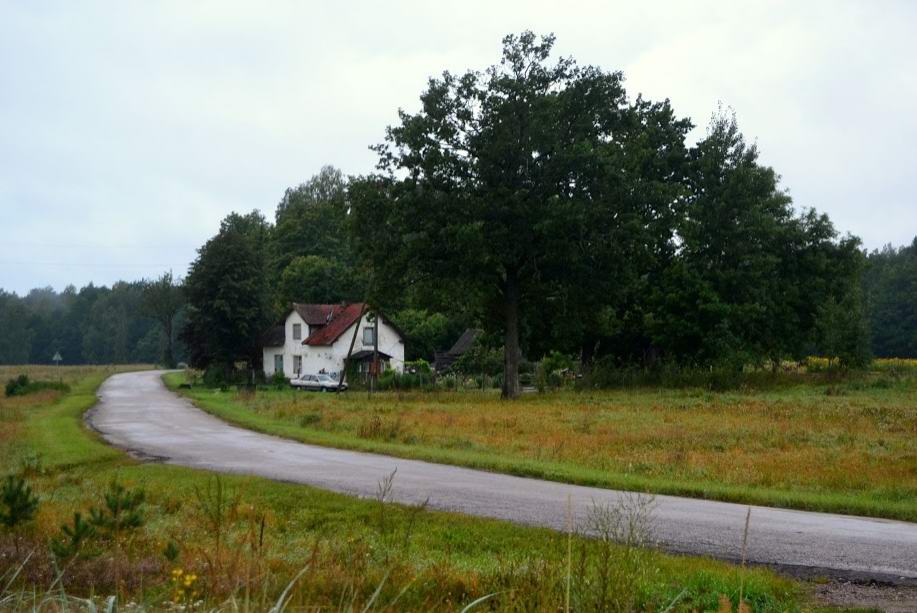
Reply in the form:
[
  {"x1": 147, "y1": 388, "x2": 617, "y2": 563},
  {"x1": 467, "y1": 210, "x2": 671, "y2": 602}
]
[
  {"x1": 304, "y1": 303, "x2": 366, "y2": 346},
  {"x1": 263, "y1": 302, "x2": 405, "y2": 378}
]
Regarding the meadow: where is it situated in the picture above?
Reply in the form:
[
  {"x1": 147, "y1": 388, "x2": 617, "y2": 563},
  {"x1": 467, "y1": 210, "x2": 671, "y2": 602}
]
[
  {"x1": 166, "y1": 365, "x2": 917, "y2": 522},
  {"x1": 0, "y1": 366, "x2": 804, "y2": 611}
]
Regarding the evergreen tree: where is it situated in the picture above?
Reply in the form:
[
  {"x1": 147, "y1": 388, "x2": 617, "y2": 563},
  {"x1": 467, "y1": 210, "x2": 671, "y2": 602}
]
[
  {"x1": 182, "y1": 212, "x2": 271, "y2": 373},
  {"x1": 863, "y1": 238, "x2": 917, "y2": 358},
  {"x1": 142, "y1": 271, "x2": 185, "y2": 367}
]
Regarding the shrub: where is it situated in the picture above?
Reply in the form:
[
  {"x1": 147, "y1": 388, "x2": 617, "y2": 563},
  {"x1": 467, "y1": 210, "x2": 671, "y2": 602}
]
[
  {"x1": 534, "y1": 363, "x2": 547, "y2": 393},
  {"x1": 4, "y1": 374, "x2": 69, "y2": 397},
  {"x1": 453, "y1": 340, "x2": 503, "y2": 377},
  {"x1": 586, "y1": 358, "x2": 751, "y2": 391},
  {"x1": 542, "y1": 351, "x2": 574, "y2": 376},
  {"x1": 377, "y1": 369, "x2": 434, "y2": 391},
  {"x1": 377, "y1": 369, "x2": 397, "y2": 390},
  {"x1": 184, "y1": 368, "x2": 203, "y2": 386},
  {"x1": 4, "y1": 374, "x2": 29, "y2": 397},
  {"x1": 203, "y1": 366, "x2": 228, "y2": 388},
  {"x1": 271, "y1": 371, "x2": 287, "y2": 388},
  {"x1": 537, "y1": 351, "x2": 575, "y2": 391},
  {"x1": 404, "y1": 359, "x2": 433, "y2": 376},
  {"x1": 471, "y1": 374, "x2": 500, "y2": 389}
]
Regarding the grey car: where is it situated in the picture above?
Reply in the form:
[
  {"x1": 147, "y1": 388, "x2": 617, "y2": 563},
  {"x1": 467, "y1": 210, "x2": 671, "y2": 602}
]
[{"x1": 290, "y1": 373, "x2": 347, "y2": 392}]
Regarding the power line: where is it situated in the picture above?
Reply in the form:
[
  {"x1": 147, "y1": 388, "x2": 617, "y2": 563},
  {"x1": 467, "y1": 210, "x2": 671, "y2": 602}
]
[
  {"x1": 0, "y1": 260, "x2": 183, "y2": 269},
  {"x1": 0, "y1": 241, "x2": 195, "y2": 251}
]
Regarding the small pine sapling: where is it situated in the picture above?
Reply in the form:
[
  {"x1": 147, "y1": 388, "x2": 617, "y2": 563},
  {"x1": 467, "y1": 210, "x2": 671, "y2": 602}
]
[
  {"x1": 163, "y1": 540, "x2": 180, "y2": 563},
  {"x1": 89, "y1": 480, "x2": 146, "y2": 538},
  {"x1": 0, "y1": 474, "x2": 40, "y2": 554},
  {"x1": 0, "y1": 474, "x2": 39, "y2": 528},
  {"x1": 50, "y1": 512, "x2": 96, "y2": 559},
  {"x1": 89, "y1": 481, "x2": 146, "y2": 594}
]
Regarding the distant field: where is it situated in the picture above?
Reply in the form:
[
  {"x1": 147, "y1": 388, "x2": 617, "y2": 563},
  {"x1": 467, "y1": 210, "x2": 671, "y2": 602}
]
[
  {"x1": 0, "y1": 367, "x2": 803, "y2": 611},
  {"x1": 167, "y1": 369, "x2": 917, "y2": 521},
  {"x1": 0, "y1": 364, "x2": 151, "y2": 386},
  {"x1": 0, "y1": 365, "x2": 152, "y2": 467}
]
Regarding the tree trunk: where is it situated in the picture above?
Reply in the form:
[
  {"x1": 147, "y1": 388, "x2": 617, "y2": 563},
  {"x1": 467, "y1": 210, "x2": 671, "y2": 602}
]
[
  {"x1": 581, "y1": 335, "x2": 598, "y2": 375},
  {"x1": 163, "y1": 317, "x2": 175, "y2": 368},
  {"x1": 502, "y1": 274, "x2": 521, "y2": 399}
]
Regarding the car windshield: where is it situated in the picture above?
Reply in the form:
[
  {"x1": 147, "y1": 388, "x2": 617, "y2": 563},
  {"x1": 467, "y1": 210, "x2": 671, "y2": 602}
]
[{"x1": 317, "y1": 374, "x2": 335, "y2": 382}]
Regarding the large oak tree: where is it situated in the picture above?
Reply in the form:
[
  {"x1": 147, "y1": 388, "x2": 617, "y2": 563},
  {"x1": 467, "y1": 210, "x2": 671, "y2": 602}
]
[{"x1": 350, "y1": 32, "x2": 691, "y2": 397}]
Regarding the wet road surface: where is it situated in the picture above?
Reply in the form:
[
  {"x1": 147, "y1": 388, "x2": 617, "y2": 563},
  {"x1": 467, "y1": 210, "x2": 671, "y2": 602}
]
[{"x1": 87, "y1": 370, "x2": 917, "y2": 584}]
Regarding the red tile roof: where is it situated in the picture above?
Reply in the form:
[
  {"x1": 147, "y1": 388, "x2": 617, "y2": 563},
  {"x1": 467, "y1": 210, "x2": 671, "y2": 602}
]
[
  {"x1": 292, "y1": 303, "x2": 346, "y2": 326},
  {"x1": 303, "y1": 303, "x2": 367, "y2": 346}
]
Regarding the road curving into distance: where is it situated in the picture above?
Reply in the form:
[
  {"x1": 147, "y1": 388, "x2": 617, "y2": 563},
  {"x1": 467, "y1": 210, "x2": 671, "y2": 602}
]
[{"x1": 87, "y1": 370, "x2": 917, "y2": 585}]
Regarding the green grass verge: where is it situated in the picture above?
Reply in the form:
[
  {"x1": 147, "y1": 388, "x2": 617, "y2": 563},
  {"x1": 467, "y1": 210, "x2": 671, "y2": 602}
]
[
  {"x1": 163, "y1": 373, "x2": 917, "y2": 522},
  {"x1": 22, "y1": 372, "x2": 124, "y2": 470},
  {"x1": 0, "y1": 369, "x2": 809, "y2": 610}
]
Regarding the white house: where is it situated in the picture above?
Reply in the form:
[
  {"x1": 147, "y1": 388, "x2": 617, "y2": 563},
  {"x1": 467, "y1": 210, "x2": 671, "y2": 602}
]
[{"x1": 262, "y1": 303, "x2": 405, "y2": 379}]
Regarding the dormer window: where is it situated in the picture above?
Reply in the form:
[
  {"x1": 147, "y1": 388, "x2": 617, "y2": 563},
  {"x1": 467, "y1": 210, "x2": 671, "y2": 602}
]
[{"x1": 293, "y1": 323, "x2": 302, "y2": 340}]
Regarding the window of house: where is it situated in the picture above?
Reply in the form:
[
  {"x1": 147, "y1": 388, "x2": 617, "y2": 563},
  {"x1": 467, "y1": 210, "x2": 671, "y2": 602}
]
[
  {"x1": 274, "y1": 354, "x2": 283, "y2": 374},
  {"x1": 292, "y1": 323, "x2": 302, "y2": 340},
  {"x1": 362, "y1": 327, "x2": 375, "y2": 346},
  {"x1": 293, "y1": 355, "x2": 302, "y2": 375}
]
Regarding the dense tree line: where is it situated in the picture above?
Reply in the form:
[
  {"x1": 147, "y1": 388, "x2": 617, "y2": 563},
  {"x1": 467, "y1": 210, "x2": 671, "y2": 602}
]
[
  {"x1": 179, "y1": 170, "x2": 469, "y2": 374},
  {"x1": 4, "y1": 32, "x2": 914, "y2": 386},
  {"x1": 0, "y1": 276, "x2": 185, "y2": 366},
  {"x1": 180, "y1": 34, "x2": 880, "y2": 395},
  {"x1": 348, "y1": 32, "x2": 871, "y2": 395},
  {"x1": 863, "y1": 239, "x2": 917, "y2": 358}
]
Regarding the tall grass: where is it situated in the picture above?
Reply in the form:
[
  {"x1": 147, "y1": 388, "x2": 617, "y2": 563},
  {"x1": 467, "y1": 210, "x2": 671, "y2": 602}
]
[
  {"x1": 0, "y1": 366, "x2": 803, "y2": 611},
  {"x1": 168, "y1": 367, "x2": 917, "y2": 521}
]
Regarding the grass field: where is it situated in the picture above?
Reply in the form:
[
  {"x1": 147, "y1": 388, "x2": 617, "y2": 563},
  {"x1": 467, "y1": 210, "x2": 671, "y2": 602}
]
[
  {"x1": 0, "y1": 366, "x2": 806, "y2": 611},
  {"x1": 165, "y1": 369, "x2": 917, "y2": 522}
]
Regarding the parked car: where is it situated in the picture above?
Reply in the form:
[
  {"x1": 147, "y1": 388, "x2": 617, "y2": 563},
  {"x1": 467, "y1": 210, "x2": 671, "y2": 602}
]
[{"x1": 290, "y1": 373, "x2": 347, "y2": 392}]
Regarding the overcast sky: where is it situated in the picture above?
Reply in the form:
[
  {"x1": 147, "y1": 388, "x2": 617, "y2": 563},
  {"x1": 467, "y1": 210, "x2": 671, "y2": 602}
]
[{"x1": 2, "y1": 1, "x2": 915, "y2": 295}]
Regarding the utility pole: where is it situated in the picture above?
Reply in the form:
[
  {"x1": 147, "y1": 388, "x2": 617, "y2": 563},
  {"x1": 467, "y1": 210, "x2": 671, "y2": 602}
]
[
  {"x1": 372, "y1": 309, "x2": 379, "y2": 393},
  {"x1": 338, "y1": 304, "x2": 366, "y2": 393}
]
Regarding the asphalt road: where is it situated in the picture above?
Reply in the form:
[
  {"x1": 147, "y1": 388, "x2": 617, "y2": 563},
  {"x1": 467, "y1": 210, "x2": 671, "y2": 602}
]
[{"x1": 87, "y1": 370, "x2": 917, "y2": 584}]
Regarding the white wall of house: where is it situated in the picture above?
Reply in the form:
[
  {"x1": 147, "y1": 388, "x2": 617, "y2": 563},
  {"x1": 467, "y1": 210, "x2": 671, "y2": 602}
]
[
  {"x1": 262, "y1": 311, "x2": 404, "y2": 379},
  {"x1": 263, "y1": 310, "x2": 313, "y2": 378}
]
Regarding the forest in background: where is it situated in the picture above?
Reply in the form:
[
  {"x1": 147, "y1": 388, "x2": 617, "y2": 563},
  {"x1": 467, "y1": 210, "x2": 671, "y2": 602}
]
[{"x1": 1, "y1": 180, "x2": 914, "y2": 368}]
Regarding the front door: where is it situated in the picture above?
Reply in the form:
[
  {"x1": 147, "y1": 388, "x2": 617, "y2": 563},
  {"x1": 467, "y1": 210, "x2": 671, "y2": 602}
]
[{"x1": 274, "y1": 354, "x2": 284, "y2": 375}]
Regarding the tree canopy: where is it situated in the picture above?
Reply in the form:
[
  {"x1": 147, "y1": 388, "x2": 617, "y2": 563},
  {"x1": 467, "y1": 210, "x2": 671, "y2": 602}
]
[
  {"x1": 351, "y1": 32, "x2": 698, "y2": 397},
  {"x1": 142, "y1": 271, "x2": 185, "y2": 368},
  {"x1": 2, "y1": 32, "x2": 904, "y2": 381},
  {"x1": 181, "y1": 212, "x2": 271, "y2": 372},
  {"x1": 0, "y1": 282, "x2": 181, "y2": 366},
  {"x1": 645, "y1": 112, "x2": 868, "y2": 369},
  {"x1": 863, "y1": 239, "x2": 917, "y2": 358}
]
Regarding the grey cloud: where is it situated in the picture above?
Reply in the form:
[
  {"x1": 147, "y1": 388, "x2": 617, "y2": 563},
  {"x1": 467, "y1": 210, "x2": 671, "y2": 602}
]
[{"x1": 1, "y1": 0, "x2": 915, "y2": 294}]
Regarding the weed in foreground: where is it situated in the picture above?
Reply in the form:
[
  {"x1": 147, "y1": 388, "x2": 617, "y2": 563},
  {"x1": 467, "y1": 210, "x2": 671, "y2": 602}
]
[{"x1": 0, "y1": 366, "x2": 804, "y2": 611}]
